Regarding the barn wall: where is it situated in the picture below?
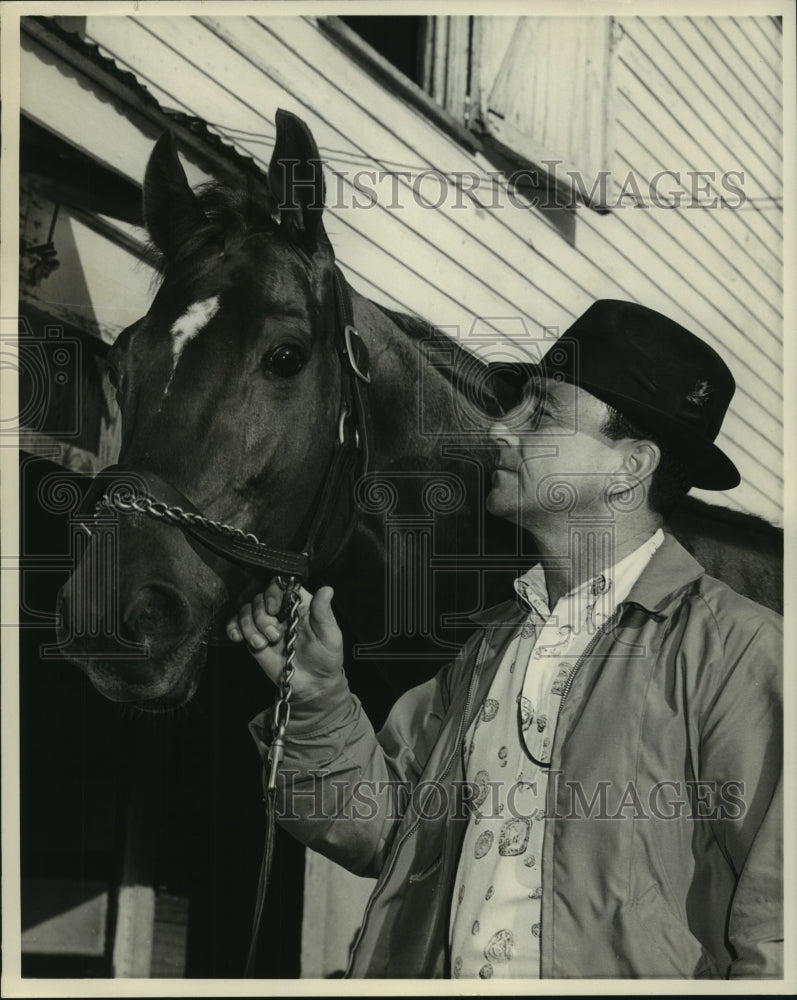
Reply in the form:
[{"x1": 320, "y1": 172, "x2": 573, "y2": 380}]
[{"x1": 58, "y1": 13, "x2": 783, "y2": 524}]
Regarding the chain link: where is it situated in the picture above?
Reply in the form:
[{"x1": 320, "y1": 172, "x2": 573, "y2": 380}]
[
  {"x1": 266, "y1": 576, "x2": 302, "y2": 791},
  {"x1": 98, "y1": 487, "x2": 302, "y2": 791},
  {"x1": 97, "y1": 488, "x2": 261, "y2": 544}
]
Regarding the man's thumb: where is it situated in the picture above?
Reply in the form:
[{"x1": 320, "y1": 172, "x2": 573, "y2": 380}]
[{"x1": 309, "y1": 586, "x2": 337, "y2": 640}]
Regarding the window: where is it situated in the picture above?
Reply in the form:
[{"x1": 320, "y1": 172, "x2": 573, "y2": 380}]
[
  {"x1": 340, "y1": 15, "x2": 427, "y2": 85},
  {"x1": 326, "y1": 15, "x2": 616, "y2": 210}
]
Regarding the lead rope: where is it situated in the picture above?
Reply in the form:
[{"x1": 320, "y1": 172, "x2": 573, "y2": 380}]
[{"x1": 244, "y1": 575, "x2": 302, "y2": 977}]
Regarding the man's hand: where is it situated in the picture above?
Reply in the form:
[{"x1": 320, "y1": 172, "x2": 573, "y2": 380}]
[{"x1": 227, "y1": 580, "x2": 344, "y2": 701}]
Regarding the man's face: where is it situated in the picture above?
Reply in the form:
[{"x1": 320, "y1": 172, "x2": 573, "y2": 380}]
[{"x1": 486, "y1": 377, "x2": 626, "y2": 525}]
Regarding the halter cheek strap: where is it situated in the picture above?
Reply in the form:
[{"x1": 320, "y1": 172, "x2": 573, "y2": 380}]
[
  {"x1": 80, "y1": 265, "x2": 372, "y2": 583},
  {"x1": 301, "y1": 267, "x2": 371, "y2": 569}
]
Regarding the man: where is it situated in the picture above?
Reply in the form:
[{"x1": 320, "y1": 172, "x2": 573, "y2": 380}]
[{"x1": 228, "y1": 300, "x2": 782, "y2": 979}]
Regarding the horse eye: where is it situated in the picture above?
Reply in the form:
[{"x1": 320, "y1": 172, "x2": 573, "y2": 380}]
[{"x1": 261, "y1": 343, "x2": 306, "y2": 378}]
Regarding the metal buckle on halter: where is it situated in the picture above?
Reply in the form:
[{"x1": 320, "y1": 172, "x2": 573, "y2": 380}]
[
  {"x1": 337, "y1": 404, "x2": 350, "y2": 445},
  {"x1": 344, "y1": 324, "x2": 371, "y2": 384},
  {"x1": 337, "y1": 404, "x2": 362, "y2": 449}
]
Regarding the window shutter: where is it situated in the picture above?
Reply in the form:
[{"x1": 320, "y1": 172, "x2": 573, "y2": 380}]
[
  {"x1": 476, "y1": 17, "x2": 615, "y2": 207},
  {"x1": 422, "y1": 16, "x2": 472, "y2": 125}
]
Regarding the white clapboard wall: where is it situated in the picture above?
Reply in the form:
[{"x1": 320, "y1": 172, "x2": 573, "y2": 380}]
[{"x1": 37, "y1": 12, "x2": 782, "y2": 525}]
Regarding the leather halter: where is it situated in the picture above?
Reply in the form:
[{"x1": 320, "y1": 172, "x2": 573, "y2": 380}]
[{"x1": 82, "y1": 265, "x2": 371, "y2": 583}]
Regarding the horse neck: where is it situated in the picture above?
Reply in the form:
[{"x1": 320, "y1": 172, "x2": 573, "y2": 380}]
[{"x1": 352, "y1": 293, "x2": 491, "y2": 475}]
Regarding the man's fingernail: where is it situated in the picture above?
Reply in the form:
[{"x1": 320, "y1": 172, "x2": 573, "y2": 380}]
[
  {"x1": 228, "y1": 627, "x2": 241, "y2": 640},
  {"x1": 265, "y1": 625, "x2": 281, "y2": 643},
  {"x1": 266, "y1": 596, "x2": 278, "y2": 615},
  {"x1": 250, "y1": 635, "x2": 266, "y2": 650}
]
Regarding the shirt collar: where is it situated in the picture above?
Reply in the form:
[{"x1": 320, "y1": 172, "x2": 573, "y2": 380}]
[
  {"x1": 514, "y1": 528, "x2": 666, "y2": 619},
  {"x1": 467, "y1": 531, "x2": 706, "y2": 627}
]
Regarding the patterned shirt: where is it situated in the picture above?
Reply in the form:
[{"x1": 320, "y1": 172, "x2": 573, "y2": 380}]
[{"x1": 449, "y1": 529, "x2": 664, "y2": 979}]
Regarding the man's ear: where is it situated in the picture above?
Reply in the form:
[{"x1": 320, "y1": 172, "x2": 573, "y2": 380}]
[
  {"x1": 605, "y1": 439, "x2": 660, "y2": 508},
  {"x1": 625, "y1": 439, "x2": 661, "y2": 483}
]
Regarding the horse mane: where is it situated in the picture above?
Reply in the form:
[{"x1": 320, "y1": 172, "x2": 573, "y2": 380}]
[
  {"x1": 375, "y1": 306, "x2": 441, "y2": 345},
  {"x1": 375, "y1": 304, "x2": 506, "y2": 412}
]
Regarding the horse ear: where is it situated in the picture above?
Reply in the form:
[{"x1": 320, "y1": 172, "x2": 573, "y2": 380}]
[
  {"x1": 143, "y1": 132, "x2": 207, "y2": 257},
  {"x1": 268, "y1": 109, "x2": 326, "y2": 247}
]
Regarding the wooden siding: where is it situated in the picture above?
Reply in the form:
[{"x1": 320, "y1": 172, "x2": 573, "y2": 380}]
[
  {"x1": 25, "y1": 13, "x2": 783, "y2": 524},
  {"x1": 481, "y1": 17, "x2": 614, "y2": 182}
]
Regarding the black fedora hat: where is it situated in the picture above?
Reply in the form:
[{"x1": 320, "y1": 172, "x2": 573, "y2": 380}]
[{"x1": 493, "y1": 300, "x2": 741, "y2": 491}]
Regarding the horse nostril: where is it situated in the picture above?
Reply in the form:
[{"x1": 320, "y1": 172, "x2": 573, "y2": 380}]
[{"x1": 122, "y1": 584, "x2": 191, "y2": 646}]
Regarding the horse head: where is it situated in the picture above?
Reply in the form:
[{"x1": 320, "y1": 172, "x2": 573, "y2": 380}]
[{"x1": 56, "y1": 111, "x2": 360, "y2": 710}]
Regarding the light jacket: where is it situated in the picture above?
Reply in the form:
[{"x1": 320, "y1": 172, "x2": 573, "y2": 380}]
[{"x1": 249, "y1": 533, "x2": 783, "y2": 979}]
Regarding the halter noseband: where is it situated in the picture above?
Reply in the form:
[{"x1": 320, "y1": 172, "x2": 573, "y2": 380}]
[{"x1": 82, "y1": 265, "x2": 371, "y2": 583}]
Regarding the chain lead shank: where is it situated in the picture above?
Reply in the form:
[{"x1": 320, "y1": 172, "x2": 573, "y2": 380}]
[{"x1": 266, "y1": 576, "x2": 302, "y2": 791}]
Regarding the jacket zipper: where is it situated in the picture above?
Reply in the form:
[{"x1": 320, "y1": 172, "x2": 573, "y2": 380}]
[
  {"x1": 556, "y1": 608, "x2": 620, "y2": 714},
  {"x1": 344, "y1": 628, "x2": 492, "y2": 977}
]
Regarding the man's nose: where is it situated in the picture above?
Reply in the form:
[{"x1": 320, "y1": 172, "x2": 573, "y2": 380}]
[{"x1": 489, "y1": 420, "x2": 513, "y2": 446}]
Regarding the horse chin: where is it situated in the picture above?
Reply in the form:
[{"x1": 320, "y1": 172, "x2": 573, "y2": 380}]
[
  {"x1": 79, "y1": 630, "x2": 209, "y2": 713},
  {"x1": 130, "y1": 670, "x2": 203, "y2": 714}
]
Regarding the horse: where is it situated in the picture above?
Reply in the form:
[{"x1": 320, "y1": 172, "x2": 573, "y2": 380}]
[{"x1": 55, "y1": 109, "x2": 782, "y2": 719}]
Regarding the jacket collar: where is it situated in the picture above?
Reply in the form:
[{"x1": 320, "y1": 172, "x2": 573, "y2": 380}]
[
  {"x1": 466, "y1": 596, "x2": 529, "y2": 628},
  {"x1": 468, "y1": 531, "x2": 704, "y2": 626},
  {"x1": 622, "y1": 530, "x2": 704, "y2": 616}
]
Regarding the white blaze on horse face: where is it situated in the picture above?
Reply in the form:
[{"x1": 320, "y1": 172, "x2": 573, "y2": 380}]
[{"x1": 164, "y1": 295, "x2": 220, "y2": 394}]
